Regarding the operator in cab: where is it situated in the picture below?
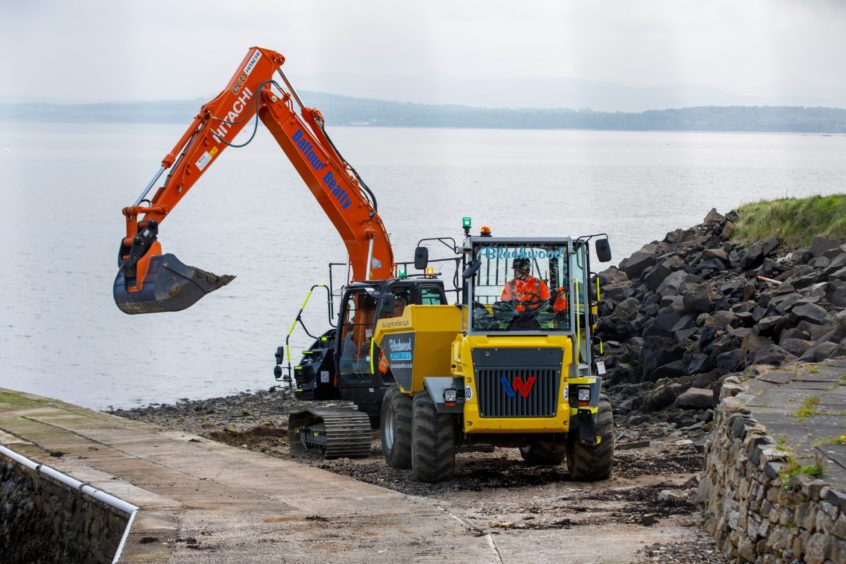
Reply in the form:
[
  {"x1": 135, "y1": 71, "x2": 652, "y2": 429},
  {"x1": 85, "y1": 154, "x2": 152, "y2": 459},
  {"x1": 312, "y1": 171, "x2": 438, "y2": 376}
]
[{"x1": 501, "y1": 258, "x2": 566, "y2": 314}]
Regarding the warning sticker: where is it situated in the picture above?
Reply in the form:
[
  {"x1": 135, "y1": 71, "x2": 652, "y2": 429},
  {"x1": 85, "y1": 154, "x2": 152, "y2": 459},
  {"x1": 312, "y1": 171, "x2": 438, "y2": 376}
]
[{"x1": 196, "y1": 151, "x2": 212, "y2": 171}]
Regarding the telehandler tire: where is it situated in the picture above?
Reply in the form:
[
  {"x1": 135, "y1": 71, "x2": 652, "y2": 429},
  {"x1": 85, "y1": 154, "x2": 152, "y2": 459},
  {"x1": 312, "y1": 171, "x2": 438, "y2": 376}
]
[
  {"x1": 411, "y1": 391, "x2": 455, "y2": 483},
  {"x1": 381, "y1": 386, "x2": 412, "y2": 468},
  {"x1": 566, "y1": 394, "x2": 614, "y2": 481},
  {"x1": 519, "y1": 441, "x2": 567, "y2": 466}
]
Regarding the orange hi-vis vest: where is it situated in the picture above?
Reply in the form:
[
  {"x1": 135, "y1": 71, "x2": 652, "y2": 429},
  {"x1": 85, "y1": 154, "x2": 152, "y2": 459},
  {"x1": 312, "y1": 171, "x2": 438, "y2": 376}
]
[
  {"x1": 501, "y1": 277, "x2": 550, "y2": 312},
  {"x1": 501, "y1": 278, "x2": 567, "y2": 313},
  {"x1": 552, "y1": 287, "x2": 568, "y2": 313},
  {"x1": 378, "y1": 350, "x2": 389, "y2": 374}
]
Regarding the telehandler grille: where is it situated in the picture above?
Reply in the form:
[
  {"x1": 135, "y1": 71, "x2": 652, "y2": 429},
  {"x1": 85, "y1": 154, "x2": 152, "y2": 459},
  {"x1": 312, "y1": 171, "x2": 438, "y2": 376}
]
[{"x1": 476, "y1": 368, "x2": 559, "y2": 418}]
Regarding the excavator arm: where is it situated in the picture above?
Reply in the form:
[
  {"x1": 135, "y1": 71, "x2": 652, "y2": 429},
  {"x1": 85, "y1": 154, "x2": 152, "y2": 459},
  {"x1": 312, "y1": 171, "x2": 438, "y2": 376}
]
[{"x1": 114, "y1": 47, "x2": 394, "y2": 314}]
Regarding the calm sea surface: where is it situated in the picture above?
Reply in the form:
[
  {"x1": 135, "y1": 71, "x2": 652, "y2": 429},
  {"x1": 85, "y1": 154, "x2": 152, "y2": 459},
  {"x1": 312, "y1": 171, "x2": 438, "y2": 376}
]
[{"x1": 1, "y1": 123, "x2": 844, "y2": 409}]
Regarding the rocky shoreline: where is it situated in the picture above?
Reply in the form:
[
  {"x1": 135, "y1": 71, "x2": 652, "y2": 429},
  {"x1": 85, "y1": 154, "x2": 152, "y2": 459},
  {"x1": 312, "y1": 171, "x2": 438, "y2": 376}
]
[{"x1": 598, "y1": 208, "x2": 846, "y2": 428}]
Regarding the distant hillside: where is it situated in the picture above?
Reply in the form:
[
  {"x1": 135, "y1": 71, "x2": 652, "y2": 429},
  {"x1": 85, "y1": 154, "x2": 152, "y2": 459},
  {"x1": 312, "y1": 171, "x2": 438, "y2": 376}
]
[{"x1": 2, "y1": 93, "x2": 845, "y2": 133}]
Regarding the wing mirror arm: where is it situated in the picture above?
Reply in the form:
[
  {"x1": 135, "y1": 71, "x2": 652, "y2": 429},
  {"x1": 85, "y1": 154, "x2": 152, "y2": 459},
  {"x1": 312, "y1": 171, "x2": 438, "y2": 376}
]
[{"x1": 463, "y1": 260, "x2": 481, "y2": 280}]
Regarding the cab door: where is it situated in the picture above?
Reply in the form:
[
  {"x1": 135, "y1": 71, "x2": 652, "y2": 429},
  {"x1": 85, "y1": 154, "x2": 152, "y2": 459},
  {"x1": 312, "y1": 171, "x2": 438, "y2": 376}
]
[{"x1": 336, "y1": 288, "x2": 377, "y2": 392}]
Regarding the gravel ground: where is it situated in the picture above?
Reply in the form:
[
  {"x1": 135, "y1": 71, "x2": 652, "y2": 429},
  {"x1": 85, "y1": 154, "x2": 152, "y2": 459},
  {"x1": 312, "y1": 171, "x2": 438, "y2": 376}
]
[{"x1": 110, "y1": 387, "x2": 725, "y2": 563}]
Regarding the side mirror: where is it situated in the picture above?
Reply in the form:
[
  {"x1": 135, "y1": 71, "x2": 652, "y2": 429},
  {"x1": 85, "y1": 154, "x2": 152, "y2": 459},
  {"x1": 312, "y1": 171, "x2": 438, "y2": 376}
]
[
  {"x1": 595, "y1": 238, "x2": 612, "y2": 263},
  {"x1": 274, "y1": 345, "x2": 285, "y2": 365},
  {"x1": 380, "y1": 292, "x2": 396, "y2": 311},
  {"x1": 463, "y1": 260, "x2": 481, "y2": 280},
  {"x1": 414, "y1": 246, "x2": 429, "y2": 270}
]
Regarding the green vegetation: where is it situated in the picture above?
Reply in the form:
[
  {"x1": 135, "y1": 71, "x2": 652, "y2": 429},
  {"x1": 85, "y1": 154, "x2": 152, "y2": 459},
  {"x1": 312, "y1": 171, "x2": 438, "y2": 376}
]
[
  {"x1": 777, "y1": 445, "x2": 825, "y2": 486},
  {"x1": 0, "y1": 391, "x2": 41, "y2": 408},
  {"x1": 735, "y1": 195, "x2": 846, "y2": 248},
  {"x1": 794, "y1": 396, "x2": 822, "y2": 421},
  {"x1": 811, "y1": 435, "x2": 846, "y2": 447},
  {"x1": 783, "y1": 462, "x2": 824, "y2": 482}
]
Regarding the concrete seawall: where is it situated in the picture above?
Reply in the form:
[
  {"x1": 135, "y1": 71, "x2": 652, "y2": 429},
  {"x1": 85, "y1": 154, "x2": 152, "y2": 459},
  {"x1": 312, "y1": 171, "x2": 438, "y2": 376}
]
[
  {"x1": 0, "y1": 454, "x2": 129, "y2": 562},
  {"x1": 700, "y1": 359, "x2": 846, "y2": 563}
]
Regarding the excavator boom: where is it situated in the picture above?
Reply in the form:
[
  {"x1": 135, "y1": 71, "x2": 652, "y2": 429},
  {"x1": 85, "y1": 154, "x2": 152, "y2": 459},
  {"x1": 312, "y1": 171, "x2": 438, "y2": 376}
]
[{"x1": 115, "y1": 47, "x2": 393, "y2": 314}]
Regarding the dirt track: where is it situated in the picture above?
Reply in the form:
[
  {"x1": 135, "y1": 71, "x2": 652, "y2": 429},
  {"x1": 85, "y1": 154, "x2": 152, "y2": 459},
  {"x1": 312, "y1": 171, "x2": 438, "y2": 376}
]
[{"x1": 114, "y1": 390, "x2": 725, "y2": 562}]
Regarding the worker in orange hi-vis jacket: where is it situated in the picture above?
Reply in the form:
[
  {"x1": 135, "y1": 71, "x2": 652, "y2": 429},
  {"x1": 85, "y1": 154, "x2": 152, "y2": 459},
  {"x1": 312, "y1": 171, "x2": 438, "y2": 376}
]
[{"x1": 501, "y1": 258, "x2": 566, "y2": 313}]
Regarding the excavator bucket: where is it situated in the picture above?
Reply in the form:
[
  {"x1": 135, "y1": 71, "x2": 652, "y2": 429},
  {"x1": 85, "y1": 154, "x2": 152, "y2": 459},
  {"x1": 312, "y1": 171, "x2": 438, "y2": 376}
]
[{"x1": 113, "y1": 253, "x2": 235, "y2": 314}]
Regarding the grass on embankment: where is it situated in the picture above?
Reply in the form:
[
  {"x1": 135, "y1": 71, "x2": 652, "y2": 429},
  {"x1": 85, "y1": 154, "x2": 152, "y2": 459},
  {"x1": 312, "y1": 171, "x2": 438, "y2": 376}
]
[{"x1": 734, "y1": 194, "x2": 846, "y2": 248}]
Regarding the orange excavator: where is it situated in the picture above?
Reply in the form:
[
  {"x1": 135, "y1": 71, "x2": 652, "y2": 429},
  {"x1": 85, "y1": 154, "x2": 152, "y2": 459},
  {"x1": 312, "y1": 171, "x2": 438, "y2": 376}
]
[
  {"x1": 114, "y1": 46, "x2": 393, "y2": 315},
  {"x1": 114, "y1": 46, "x2": 438, "y2": 458}
]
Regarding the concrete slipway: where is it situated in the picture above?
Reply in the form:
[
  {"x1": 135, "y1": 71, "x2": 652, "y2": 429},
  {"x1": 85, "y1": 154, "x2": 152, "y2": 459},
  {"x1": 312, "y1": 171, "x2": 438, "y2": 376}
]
[{"x1": 0, "y1": 389, "x2": 705, "y2": 563}]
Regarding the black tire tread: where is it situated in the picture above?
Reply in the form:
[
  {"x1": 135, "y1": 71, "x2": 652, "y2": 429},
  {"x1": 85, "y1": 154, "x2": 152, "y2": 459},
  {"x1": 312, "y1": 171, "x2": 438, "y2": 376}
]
[
  {"x1": 411, "y1": 392, "x2": 455, "y2": 483},
  {"x1": 520, "y1": 441, "x2": 567, "y2": 466},
  {"x1": 381, "y1": 387, "x2": 412, "y2": 468},
  {"x1": 567, "y1": 394, "x2": 614, "y2": 481}
]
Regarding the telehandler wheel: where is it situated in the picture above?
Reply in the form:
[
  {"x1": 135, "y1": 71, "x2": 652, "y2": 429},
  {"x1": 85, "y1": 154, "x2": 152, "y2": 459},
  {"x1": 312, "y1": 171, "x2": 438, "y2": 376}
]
[
  {"x1": 411, "y1": 391, "x2": 455, "y2": 483},
  {"x1": 566, "y1": 394, "x2": 614, "y2": 481},
  {"x1": 519, "y1": 441, "x2": 567, "y2": 466},
  {"x1": 381, "y1": 386, "x2": 412, "y2": 468}
]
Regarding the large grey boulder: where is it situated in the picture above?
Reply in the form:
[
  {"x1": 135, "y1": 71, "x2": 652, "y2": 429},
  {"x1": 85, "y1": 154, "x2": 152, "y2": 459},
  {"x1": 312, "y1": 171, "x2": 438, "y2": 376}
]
[
  {"x1": 684, "y1": 283, "x2": 718, "y2": 313},
  {"x1": 619, "y1": 251, "x2": 657, "y2": 279},
  {"x1": 674, "y1": 387, "x2": 715, "y2": 409},
  {"x1": 703, "y1": 208, "x2": 724, "y2": 223},
  {"x1": 741, "y1": 236, "x2": 780, "y2": 269},
  {"x1": 809, "y1": 235, "x2": 842, "y2": 258},
  {"x1": 779, "y1": 338, "x2": 813, "y2": 357},
  {"x1": 800, "y1": 341, "x2": 839, "y2": 362},
  {"x1": 789, "y1": 302, "x2": 828, "y2": 325}
]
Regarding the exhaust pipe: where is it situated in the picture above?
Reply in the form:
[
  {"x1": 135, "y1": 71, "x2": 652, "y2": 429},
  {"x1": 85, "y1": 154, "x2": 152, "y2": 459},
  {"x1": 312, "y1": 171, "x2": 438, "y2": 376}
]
[{"x1": 114, "y1": 253, "x2": 234, "y2": 314}]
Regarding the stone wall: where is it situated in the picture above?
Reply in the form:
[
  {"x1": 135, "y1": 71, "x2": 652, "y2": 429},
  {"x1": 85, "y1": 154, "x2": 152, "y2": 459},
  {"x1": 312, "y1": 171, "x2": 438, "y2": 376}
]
[
  {"x1": 700, "y1": 377, "x2": 846, "y2": 563},
  {"x1": 0, "y1": 456, "x2": 129, "y2": 563}
]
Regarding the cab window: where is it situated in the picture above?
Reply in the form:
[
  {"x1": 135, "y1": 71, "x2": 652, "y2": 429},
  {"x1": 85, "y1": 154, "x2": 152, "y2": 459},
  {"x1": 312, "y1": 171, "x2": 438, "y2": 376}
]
[
  {"x1": 379, "y1": 288, "x2": 411, "y2": 319},
  {"x1": 338, "y1": 290, "x2": 377, "y2": 379},
  {"x1": 420, "y1": 286, "x2": 446, "y2": 305}
]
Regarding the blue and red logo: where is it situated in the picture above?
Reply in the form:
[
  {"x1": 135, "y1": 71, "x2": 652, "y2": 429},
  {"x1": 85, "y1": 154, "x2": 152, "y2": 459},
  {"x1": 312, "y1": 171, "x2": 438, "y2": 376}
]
[{"x1": 500, "y1": 375, "x2": 536, "y2": 399}]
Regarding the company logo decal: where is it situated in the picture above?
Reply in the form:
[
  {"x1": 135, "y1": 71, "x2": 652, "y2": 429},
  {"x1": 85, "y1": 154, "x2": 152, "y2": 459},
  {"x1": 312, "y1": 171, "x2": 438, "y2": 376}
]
[
  {"x1": 387, "y1": 337, "x2": 412, "y2": 360},
  {"x1": 212, "y1": 86, "x2": 254, "y2": 142},
  {"x1": 481, "y1": 247, "x2": 563, "y2": 260},
  {"x1": 289, "y1": 129, "x2": 352, "y2": 210},
  {"x1": 500, "y1": 375, "x2": 536, "y2": 399},
  {"x1": 232, "y1": 50, "x2": 262, "y2": 95}
]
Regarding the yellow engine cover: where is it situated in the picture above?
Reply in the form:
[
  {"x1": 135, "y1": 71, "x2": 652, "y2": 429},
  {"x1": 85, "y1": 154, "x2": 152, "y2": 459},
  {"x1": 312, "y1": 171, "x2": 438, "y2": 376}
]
[{"x1": 373, "y1": 305, "x2": 462, "y2": 394}]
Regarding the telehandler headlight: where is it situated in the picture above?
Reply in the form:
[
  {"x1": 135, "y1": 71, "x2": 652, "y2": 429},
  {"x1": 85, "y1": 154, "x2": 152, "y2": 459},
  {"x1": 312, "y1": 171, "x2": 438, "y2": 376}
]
[
  {"x1": 577, "y1": 386, "x2": 591, "y2": 403},
  {"x1": 443, "y1": 388, "x2": 458, "y2": 403}
]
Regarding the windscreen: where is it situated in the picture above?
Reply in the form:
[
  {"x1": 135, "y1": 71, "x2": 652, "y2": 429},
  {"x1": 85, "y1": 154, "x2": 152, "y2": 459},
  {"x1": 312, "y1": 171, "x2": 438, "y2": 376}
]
[{"x1": 471, "y1": 243, "x2": 571, "y2": 332}]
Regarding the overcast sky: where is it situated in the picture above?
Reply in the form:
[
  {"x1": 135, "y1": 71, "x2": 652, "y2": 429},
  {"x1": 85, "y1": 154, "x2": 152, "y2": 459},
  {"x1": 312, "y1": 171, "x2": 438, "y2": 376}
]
[{"x1": 2, "y1": 0, "x2": 845, "y2": 107}]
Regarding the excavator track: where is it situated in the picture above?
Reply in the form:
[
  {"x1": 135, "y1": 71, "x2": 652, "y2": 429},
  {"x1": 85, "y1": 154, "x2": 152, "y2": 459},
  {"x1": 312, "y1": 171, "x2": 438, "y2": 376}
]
[{"x1": 288, "y1": 408, "x2": 372, "y2": 459}]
